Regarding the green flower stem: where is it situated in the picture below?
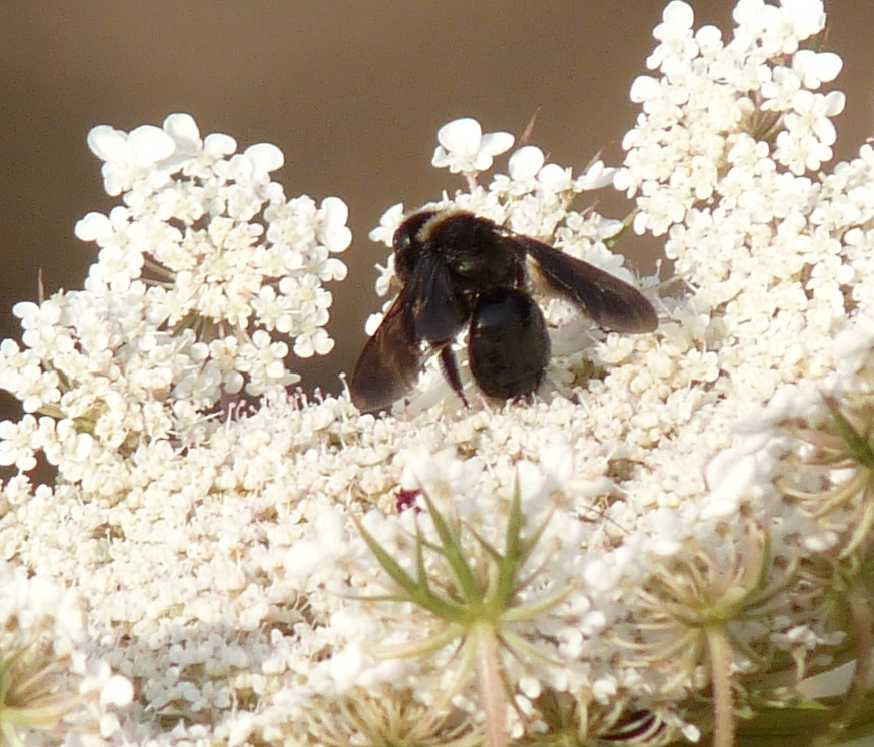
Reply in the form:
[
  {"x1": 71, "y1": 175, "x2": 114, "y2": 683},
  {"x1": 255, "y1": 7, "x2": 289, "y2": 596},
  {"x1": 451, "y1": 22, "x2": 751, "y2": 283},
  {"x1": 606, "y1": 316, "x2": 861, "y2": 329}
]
[
  {"x1": 421, "y1": 493, "x2": 481, "y2": 603},
  {"x1": 1, "y1": 701, "x2": 70, "y2": 728},
  {"x1": 354, "y1": 480, "x2": 571, "y2": 744},
  {"x1": 842, "y1": 490, "x2": 874, "y2": 558},
  {"x1": 814, "y1": 581, "x2": 873, "y2": 746},
  {"x1": 734, "y1": 692, "x2": 874, "y2": 745},
  {"x1": 706, "y1": 625, "x2": 735, "y2": 747},
  {"x1": 472, "y1": 622, "x2": 508, "y2": 747},
  {"x1": 823, "y1": 396, "x2": 874, "y2": 469},
  {"x1": 352, "y1": 515, "x2": 466, "y2": 622}
]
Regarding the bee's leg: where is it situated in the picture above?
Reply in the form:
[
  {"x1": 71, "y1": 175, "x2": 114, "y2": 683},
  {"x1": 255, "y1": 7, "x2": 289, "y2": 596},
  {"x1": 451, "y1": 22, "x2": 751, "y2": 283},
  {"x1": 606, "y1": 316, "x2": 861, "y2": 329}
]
[{"x1": 439, "y1": 346, "x2": 469, "y2": 408}]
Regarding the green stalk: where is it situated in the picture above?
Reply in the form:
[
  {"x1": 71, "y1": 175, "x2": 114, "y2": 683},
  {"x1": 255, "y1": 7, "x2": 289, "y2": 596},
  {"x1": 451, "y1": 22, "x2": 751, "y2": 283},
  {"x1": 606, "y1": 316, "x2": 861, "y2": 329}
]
[
  {"x1": 706, "y1": 625, "x2": 736, "y2": 747},
  {"x1": 473, "y1": 622, "x2": 508, "y2": 747},
  {"x1": 814, "y1": 582, "x2": 873, "y2": 746}
]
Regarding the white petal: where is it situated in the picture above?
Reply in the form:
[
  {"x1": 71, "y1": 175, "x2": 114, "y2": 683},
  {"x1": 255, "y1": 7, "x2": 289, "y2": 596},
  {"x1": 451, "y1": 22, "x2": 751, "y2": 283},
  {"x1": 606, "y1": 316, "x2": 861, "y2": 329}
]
[
  {"x1": 814, "y1": 117, "x2": 836, "y2": 146},
  {"x1": 431, "y1": 146, "x2": 452, "y2": 168},
  {"x1": 320, "y1": 196, "x2": 349, "y2": 226},
  {"x1": 629, "y1": 76, "x2": 661, "y2": 103},
  {"x1": 793, "y1": 50, "x2": 842, "y2": 87},
  {"x1": 11, "y1": 301, "x2": 38, "y2": 320},
  {"x1": 702, "y1": 451, "x2": 761, "y2": 519},
  {"x1": 695, "y1": 25, "x2": 723, "y2": 50},
  {"x1": 823, "y1": 90, "x2": 846, "y2": 117},
  {"x1": 613, "y1": 168, "x2": 633, "y2": 192},
  {"x1": 283, "y1": 539, "x2": 323, "y2": 578},
  {"x1": 294, "y1": 338, "x2": 315, "y2": 357},
  {"x1": 791, "y1": 89, "x2": 815, "y2": 114},
  {"x1": 321, "y1": 257, "x2": 348, "y2": 280},
  {"x1": 100, "y1": 675, "x2": 134, "y2": 707},
  {"x1": 245, "y1": 143, "x2": 285, "y2": 173},
  {"x1": 437, "y1": 117, "x2": 482, "y2": 156},
  {"x1": 74, "y1": 212, "x2": 112, "y2": 241},
  {"x1": 577, "y1": 160, "x2": 616, "y2": 190},
  {"x1": 632, "y1": 211, "x2": 649, "y2": 234},
  {"x1": 321, "y1": 225, "x2": 352, "y2": 252},
  {"x1": 662, "y1": 1, "x2": 694, "y2": 30},
  {"x1": 733, "y1": 0, "x2": 765, "y2": 26},
  {"x1": 784, "y1": 0, "x2": 825, "y2": 39},
  {"x1": 314, "y1": 332, "x2": 334, "y2": 355},
  {"x1": 204, "y1": 133, "x2": 237, "y2": 156},
  {"x1": 583, "y1": 558, "x2": 615, "y2": 592},
  {"x1": 74, "y1": 432, "x2": 94, "y2": 461},
  {"x1": 508, "y1": 146, "x2": 545, "y2": 180},
  {"x1": 163, "y1": 113, "x2": 201, "y2": 149},
  {"x1": 127, "y1": 125, "x2": 176, "y2": 166},
  {"x1": 473, "y1": 151, "x2": 495, "y2": 171},
  {"x1": 479, "y1": 131, "x2": 515, "y2": 157},
  {"x1": 87, "y1": 125, "x2": 128, "y2": 163},
  {"x1": 818, "y1": 52, "x2": 843, "y2": 82},
  {"x1": 329, "y1": 643, "x2": 367, "y2": 690},
  {"x1": 538, "y1": 163, "x2": 571, "y2": 191},
  {"x1": 364, "y1": 312, "x2": 383, "y2": 335}
]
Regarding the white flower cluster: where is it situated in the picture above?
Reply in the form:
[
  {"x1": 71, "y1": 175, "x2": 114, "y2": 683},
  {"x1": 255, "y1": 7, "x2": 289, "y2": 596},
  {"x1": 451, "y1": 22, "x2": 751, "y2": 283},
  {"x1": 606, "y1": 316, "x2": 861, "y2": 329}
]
[
  {"x1": 0, "y1": 114, "x2": 349, "y2": 491},
  {"x1": 81, "y1": 114, "x2": 348, "y2": 359},
  {"x1": 614, "y1": 0, "x2": 855, "y2": 404},
  {"x1": 3, "y1": 1, "x2": 874, "y2": 745},
  {"x1": 0, "y1": 563, "x2": 133, "y2": 745},
  {"x1": 617, "y1": 0, "x2": 844, "y2": 232}
]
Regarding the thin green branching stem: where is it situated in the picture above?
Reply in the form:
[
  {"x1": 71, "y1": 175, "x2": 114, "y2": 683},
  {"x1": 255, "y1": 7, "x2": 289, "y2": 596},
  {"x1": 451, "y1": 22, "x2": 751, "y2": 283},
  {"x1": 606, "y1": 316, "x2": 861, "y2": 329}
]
[
  {"x1": 502, "y1": 583, "x2": 576, "y2": 624},
  {"x1": 842, "y1": 492, "x2": 874, "y2": 559},
  {"x1": 823, "y1": 396, "x2": 874, "y2": 469},
  {"x1": 352, "y1": 478, "x2": 574, "y2": 745},
  {"x1": 1, "y1": 701, "x2": 72, "y2": 728},
  {"x1": 373, "y1": 625, "x2": 465, "y2": 662},
  {"x1": 352, "y1": 514, "x2": 467, "y2": 622},
  {"x1": 496, "y1": 479, "x2": 525, "y2": 608},
  {"x1": 421, "y1": 492, "x2": 482, "y2": 603},
  {"x1": 705, "y1": 625, "x2": 735, "y2": 747}
]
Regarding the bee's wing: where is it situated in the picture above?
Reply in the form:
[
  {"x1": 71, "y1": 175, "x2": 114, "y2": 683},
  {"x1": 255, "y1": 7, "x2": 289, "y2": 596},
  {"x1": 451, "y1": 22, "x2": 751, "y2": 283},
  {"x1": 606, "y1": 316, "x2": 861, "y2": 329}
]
[
  {"x1": 408, "y1": 252, "x2": 471, "y2": 344},
  {"x1": 517, "y1": 236, "x2": 658, "y2": 333},
  {"x1": 349, "y1": 286, "x2": 422, "y2": 413},
  {"x1": 349, "y1": 255, "x2": 469, "y2": 414}
]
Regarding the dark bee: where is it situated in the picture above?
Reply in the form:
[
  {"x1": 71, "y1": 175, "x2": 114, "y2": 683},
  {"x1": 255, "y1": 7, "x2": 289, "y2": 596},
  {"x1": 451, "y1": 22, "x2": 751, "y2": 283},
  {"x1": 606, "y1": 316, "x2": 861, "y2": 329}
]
[{"x1": 349, "y1": 209, "x2": 657, "y2": 413}]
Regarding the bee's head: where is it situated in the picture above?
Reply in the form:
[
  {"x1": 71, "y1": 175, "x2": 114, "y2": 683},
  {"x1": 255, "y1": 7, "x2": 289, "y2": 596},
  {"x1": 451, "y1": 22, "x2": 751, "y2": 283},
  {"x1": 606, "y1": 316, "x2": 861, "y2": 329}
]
[{"x1": 392, "y1": 209, "x2": 438, "y2": 279}]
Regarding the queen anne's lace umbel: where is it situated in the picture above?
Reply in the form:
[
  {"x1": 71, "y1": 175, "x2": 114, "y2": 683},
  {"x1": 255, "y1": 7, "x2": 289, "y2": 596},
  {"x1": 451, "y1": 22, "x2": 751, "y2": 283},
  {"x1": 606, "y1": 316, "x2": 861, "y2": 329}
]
[{"x1": 2, "y1": 2, "x2": 874, "y2": 745}]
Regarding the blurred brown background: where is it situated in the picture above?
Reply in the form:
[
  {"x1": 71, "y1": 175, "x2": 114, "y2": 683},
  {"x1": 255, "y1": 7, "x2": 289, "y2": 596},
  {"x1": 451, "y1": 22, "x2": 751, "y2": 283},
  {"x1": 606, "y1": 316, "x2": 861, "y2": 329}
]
[{"x1": 2, "y1": 1, "x2": 872, "y2": 429}]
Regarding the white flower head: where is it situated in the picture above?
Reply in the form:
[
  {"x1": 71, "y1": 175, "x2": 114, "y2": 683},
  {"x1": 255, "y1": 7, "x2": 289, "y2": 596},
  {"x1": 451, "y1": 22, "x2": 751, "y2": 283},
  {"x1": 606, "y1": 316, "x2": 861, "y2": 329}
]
[
  {"x1": 5, "y1": 3, "x2": 874, "y2": 746},
  {"x1": 431, "y1": 117, "x2": 514, "y2": 174},
  {"x1": 575, "y1": 159, "x2": 616, "y2": 191},
  {"x1": 793, "y1": 49, "x2": 843, "y2": 89},
  {"x1": 647, "y1": 1, "x2": 698, "y2": 76},
  {"x1": 72, "y1": 114, "x2": 349, "y2": 411},
  {"x1": 87, "y1": 123, "x2": 176, "y2": 196}
]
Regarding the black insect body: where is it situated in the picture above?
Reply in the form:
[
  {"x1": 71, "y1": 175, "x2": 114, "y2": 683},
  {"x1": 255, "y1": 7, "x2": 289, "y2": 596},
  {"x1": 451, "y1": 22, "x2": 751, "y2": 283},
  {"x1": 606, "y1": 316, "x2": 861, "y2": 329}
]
[
  {"x1": 349, "y1": 209, "x2": 657, "y2": 413},
  {"x1": 468, "y1": 287, "x2": 549, "y2": 400}
]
